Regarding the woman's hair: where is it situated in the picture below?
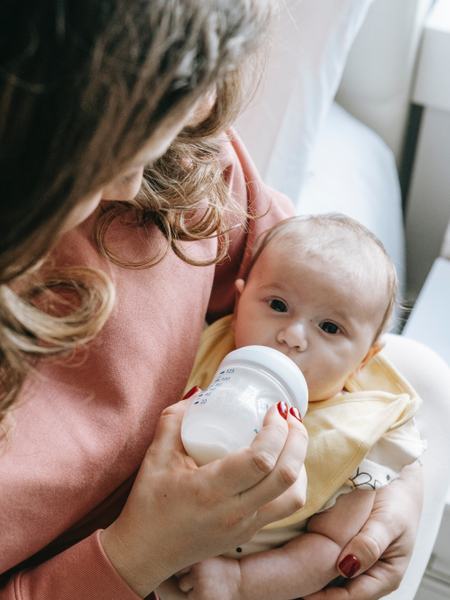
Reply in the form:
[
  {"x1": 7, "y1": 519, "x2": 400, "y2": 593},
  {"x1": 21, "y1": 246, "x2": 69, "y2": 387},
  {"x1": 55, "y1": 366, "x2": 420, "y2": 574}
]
[
  {"x1": 0, "y1": 0, "x2": 271, "y2": 419},
  {"x1": 249, "y1": 213, "x2": 399, "y2": 340},
  {"x1": 94, "y1": 67, "x2": 255, "y2": 270}
]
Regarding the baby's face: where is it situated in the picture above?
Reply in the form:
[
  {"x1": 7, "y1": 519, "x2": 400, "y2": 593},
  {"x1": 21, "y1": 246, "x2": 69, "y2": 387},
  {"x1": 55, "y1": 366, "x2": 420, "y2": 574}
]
[{"x1": 233, "y1": 240, "x2": 387, "y2": 401}]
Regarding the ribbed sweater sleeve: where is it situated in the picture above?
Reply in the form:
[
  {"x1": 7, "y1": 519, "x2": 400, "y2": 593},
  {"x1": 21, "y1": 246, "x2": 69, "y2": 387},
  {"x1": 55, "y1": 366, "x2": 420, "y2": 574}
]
[{"x1": 1, "y1": 532, "x2": 142, "y2": 600}]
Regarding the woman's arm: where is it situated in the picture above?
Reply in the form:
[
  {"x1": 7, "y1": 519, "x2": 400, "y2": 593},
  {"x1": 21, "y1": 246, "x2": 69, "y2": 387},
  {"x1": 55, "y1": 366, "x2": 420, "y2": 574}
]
[
  {"x1": 0, "y1": 402, "x2": 307, "y2": 599},
  {"x1": 0, "y1": 531, "x2": 143, "y2": 600},
  {"x1": 101, "y1": 401, "x2": 307, "y2": 598}
]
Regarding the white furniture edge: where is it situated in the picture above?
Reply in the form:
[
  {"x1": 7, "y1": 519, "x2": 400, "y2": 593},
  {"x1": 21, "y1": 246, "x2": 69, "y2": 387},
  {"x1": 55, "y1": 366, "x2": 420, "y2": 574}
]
[{"x1": 405, "y1": 0, "x2": 450, "y2": 297}]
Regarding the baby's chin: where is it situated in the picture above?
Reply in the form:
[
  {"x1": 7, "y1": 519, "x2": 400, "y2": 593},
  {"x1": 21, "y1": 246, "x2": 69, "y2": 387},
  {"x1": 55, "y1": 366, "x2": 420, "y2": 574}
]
[{"x1": 307, "y1": 383, "x2": 344, "y2": 402}]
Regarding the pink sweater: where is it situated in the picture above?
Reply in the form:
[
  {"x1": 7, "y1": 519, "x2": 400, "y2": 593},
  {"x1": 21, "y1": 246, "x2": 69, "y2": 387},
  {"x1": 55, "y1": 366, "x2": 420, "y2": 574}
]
[{"x1": 0, "y1": 131, "x2": 293, "y2": 599}]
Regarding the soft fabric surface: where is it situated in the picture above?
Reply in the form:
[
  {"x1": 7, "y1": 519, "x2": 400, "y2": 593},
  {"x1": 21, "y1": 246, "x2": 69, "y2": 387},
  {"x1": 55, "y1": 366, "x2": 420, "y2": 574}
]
[
  {"x1": 236, "y1": 0, "x2": 373, "y2": 199},
  {"x1": 296, "y1": 102, "x2": 405, "y2": 312}
]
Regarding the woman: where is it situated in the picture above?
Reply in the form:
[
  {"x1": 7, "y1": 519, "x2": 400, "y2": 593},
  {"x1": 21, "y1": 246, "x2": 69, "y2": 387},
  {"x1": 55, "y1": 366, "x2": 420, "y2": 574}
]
[{"x1": 0, "y1": 2, "x2": 432, "y2": 599}]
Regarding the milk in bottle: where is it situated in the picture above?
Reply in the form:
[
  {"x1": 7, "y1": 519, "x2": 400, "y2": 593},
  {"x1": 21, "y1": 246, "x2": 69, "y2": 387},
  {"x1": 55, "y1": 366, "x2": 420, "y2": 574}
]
[{"x1": 181, "y1": 345, "x2": 308, "y2": 466}]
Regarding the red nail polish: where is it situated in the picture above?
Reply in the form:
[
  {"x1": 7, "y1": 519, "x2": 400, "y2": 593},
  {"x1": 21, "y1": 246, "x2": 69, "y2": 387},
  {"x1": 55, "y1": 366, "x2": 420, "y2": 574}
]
[
  {"x1": 338, "y1": 554, "x2": 360, "y2": 578},
  {"x1": 289, "y1": 406, "x2": 302, "y2": 422},
  {"x1": 182, "y1": 386, "x2": 201, "y2": 400},
  {"x1": 276, "y1": 401, "x2": 288, "y2": 419}
]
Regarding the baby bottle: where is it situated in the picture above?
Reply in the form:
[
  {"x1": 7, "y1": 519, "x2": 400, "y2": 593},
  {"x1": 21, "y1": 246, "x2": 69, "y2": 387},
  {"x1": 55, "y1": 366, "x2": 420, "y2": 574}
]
[{"x1": 181, "y1": 345, "x2": 308, "y2": 466}]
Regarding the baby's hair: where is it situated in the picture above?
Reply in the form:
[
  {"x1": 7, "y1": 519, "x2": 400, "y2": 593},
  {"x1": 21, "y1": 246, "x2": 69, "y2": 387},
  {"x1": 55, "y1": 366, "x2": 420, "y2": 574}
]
[
  {"x1": 0, "y1": 0, "x2": 271, "y2": 421},
  {"x1": 249, "y1": 213, "x2": 399, "y2": 341}
]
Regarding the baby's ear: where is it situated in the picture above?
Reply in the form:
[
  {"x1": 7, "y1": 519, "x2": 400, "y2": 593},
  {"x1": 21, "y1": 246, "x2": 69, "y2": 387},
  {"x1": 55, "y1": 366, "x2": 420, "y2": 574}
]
[
  {"x1": 360, "y1": 337, "x2": 386, "y2": 370},
  {"x1": 231, "y1": 279, "x2": 246, "y2": 332},
  {"x1": 234, "y1": 278, "x2": 245, "y2": 295}
]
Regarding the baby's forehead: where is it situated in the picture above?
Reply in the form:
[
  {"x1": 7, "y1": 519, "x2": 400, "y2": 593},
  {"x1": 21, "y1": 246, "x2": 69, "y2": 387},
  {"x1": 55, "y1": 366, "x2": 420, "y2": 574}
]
[
  {"x1": 272, "y1": 223, "x2": 357, "y2": 252},
  {"x1": 260, "y1": 225, "x2": 386, "y2": 274},
  {"x1": 255, "y1": 232, "x2": 390, "y2": 311}
]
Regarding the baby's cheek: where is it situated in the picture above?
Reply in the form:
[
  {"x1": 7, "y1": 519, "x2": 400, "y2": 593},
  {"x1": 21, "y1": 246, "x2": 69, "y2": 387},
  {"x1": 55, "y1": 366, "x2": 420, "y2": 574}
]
[
  {"x1": 234, "y1": 321, "x2": 257, "y2": 348},
  {"x1": 307, "y1": 371, "x2": 345, "y2": 402}
]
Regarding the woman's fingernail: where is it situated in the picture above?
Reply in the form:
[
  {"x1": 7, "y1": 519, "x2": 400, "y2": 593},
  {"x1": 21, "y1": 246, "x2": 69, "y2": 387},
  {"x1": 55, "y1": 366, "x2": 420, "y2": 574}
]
[
  {"x1": 338, "y1": 554, "x2": 361, "y2": 578},
  {"x1": 182, "y1": 386, "x2": 201, "y2": 400},
  {"x1": 289, "y1": 406, "x2": 302, "y2": 422},
  {"x1": 276, "y1": 401, "x2": 288, "y2": 419}
]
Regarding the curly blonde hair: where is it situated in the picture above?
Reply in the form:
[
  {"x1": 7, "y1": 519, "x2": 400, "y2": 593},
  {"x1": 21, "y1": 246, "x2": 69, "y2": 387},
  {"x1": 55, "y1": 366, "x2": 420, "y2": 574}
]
[
  {"x1": 0, "y1": 0, "x2": 271, "y2": 420},
  {"x1": 95, "y1": 72, "x2": 250, "y2": 269}
]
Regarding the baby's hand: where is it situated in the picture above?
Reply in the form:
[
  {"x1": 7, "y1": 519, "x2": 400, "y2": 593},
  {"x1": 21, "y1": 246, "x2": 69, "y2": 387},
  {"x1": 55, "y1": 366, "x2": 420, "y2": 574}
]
[{"x1": 177, "y1": 557, "x2": 243, "y2": 600}]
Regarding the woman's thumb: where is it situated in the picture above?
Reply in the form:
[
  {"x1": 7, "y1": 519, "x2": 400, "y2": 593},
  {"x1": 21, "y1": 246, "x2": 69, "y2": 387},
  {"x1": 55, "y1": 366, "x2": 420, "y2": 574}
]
[{"x1": 336, "y1": 518, "x2": 392, "y2": 578}]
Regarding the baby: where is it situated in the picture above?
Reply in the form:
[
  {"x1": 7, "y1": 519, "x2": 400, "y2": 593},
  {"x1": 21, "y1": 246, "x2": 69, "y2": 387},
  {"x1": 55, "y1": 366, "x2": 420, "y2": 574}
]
[{"x1": 160, "y1": 214, "x2": 424, "y2": 600}]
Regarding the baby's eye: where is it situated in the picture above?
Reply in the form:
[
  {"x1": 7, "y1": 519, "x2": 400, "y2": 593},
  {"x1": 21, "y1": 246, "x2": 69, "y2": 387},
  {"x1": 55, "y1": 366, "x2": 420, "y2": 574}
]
[
  {"x1": 320, "y1": 321, "x2": 340, "y2": 334},
  {"x1": 269, "y1": 298, "x2": 288, "y2": 313}
]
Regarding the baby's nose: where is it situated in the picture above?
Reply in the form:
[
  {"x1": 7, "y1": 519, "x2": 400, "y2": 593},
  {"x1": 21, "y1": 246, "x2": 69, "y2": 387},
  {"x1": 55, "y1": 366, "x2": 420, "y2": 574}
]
[{"x1": 277, "y1": 322, "x2": 308, "y2": 352}]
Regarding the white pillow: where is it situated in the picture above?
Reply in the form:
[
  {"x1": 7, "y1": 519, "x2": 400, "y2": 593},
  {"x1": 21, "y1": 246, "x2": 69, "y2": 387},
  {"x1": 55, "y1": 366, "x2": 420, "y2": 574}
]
[
  {"x1": 236, "y1": 0, "x2": 374, "y2": 200},
  {"x1": 297, "y1": 102, "x2": 406, "y2": 311}
]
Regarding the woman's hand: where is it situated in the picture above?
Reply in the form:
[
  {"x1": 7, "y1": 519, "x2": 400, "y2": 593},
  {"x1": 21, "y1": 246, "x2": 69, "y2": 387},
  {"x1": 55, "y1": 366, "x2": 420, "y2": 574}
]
[
  {"x1": 101, "y1": 399, "x2": 308, "y2": 598},
  {"x1": 304, "y1": 461, "x2": 423, "y2": 600}
]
